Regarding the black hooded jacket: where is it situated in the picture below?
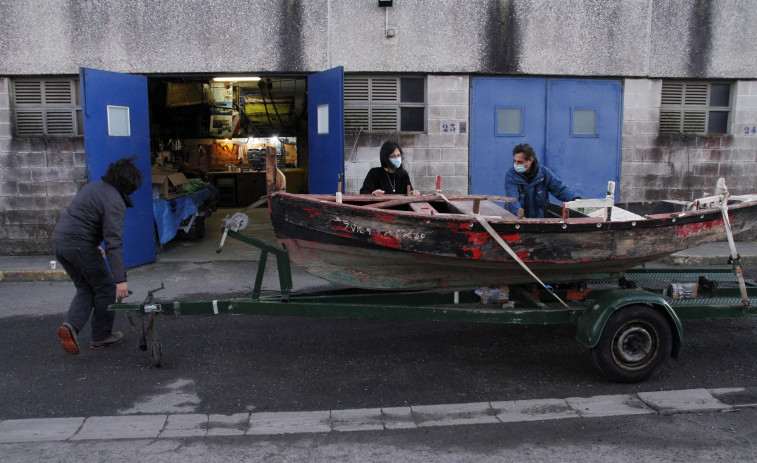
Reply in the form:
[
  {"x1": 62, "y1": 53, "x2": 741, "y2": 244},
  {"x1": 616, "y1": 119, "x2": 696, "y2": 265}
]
[{"x1": 52, "y1": 180, "x2": 130, "y2": 283}]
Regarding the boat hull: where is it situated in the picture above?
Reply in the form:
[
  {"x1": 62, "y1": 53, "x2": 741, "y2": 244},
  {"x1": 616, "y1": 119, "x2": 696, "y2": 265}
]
[{"x1": 268, "y1": 193, "x2": 757, "y2": 289}]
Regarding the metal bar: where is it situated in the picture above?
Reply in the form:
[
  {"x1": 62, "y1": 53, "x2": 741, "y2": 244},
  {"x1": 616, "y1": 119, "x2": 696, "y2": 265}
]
[
  {"x1": 227, "y1": 230, "x2": 293, "y2": 299},
  {"x1": 275, "y1": 247, "x2": 293, "y2": 301},
  {"x1": 111, "y1": 299, "x2": 578, "y2": 324},
  {"x1": 673, "y1": 301, "x2": 757, "y2": 319},
  {"x1": 253, "y1": 249, "x2": 268, "y2": 300}
]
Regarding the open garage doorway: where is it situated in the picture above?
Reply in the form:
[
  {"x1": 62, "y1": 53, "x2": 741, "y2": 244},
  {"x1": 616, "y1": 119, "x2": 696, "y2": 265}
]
[{"x1": 147, "y1": 74, "x2": 310, "y2": 206}]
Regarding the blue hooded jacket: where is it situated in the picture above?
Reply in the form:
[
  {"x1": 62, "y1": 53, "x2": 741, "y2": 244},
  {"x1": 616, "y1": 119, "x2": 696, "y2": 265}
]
[{"x1": 504, "y1": 163, "x2": 578, "y2": 218}]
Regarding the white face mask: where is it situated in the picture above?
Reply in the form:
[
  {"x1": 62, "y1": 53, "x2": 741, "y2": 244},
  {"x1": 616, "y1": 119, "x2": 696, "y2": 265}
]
[
  {"x1": 514, "y1": 163, "x2": 527, "y2": 174},
  {"x1": 390, "y1": 158, "x2": 402, "y2": 169}
]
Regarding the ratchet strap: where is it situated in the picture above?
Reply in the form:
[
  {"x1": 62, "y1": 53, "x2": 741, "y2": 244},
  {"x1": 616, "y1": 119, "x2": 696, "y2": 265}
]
[{"x1": 438, "y1": 193, "x2": 572, "y2": 311}]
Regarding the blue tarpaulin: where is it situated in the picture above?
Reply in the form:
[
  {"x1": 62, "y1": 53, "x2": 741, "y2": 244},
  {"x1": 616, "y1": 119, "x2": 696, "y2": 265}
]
[{"x1": 153, "y1": 184, "x2": 218, "y2": 245}]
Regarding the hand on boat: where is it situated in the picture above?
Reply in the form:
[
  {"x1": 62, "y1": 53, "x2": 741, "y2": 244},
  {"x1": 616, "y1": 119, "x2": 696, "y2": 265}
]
[
  {"x1": 371, "y1": 189, "x2": 385, "y2": 195},
  {"x1": 410, "y1": 190, "x2": 421, "y2": 196}
]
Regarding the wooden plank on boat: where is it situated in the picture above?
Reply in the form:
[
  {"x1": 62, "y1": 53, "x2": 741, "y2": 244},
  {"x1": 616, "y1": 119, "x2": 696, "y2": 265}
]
[
  {"x1": 450, "y1": 200, "x2": 518, "y2": 219},
  {"x1": 408, "y1": 202, "x2": 437, "y2": 215}
]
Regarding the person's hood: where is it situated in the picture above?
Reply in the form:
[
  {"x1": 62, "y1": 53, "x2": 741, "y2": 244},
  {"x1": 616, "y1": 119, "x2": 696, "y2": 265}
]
[{"x1": 103, "y1": 179, "x2": 135, "y2": 208}]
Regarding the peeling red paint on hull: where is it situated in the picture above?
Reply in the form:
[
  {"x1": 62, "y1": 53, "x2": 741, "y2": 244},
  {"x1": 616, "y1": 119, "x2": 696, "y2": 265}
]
[{"x1": 268, "y1": 192, "x2": 757, "y2": 290}]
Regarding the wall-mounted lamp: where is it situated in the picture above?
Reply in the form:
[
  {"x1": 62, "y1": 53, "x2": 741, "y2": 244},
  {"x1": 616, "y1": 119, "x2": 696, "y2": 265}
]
[
  {"x1": 212, "y1": 77, "x2": 261, "y2": 82},
  {"x1": 381, "y1": 0, "x2": 395, "y2": 38}
]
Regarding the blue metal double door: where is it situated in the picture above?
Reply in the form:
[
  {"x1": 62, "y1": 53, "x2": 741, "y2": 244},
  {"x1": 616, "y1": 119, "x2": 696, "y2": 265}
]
[{"x1": 470, "y1": 78, "x2": 622, "y2": 201}]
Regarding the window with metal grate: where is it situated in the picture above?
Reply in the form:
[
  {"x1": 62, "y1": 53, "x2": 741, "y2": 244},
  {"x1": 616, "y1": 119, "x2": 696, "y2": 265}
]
[
  {"x1": 344, "y1": 75, "x2": 426, "y2": 133},
  {"x1": 11, "y1": 77, "x2": 82, "y2": 137},
  {"x1": 660, "y1": 81, "x2": 731, "y2": 135}
]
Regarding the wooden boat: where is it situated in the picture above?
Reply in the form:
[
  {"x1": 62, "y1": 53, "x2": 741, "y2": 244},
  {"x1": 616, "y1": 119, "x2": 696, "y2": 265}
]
[{"x1": 267, "y1": 190, "x2": 757, "y2": 290}]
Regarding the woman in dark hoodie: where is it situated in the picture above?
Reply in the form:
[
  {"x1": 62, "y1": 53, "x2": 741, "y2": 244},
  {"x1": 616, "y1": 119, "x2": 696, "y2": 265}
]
[{"x1": 53, "y1": 156, "x2": 142, "y2": 355}]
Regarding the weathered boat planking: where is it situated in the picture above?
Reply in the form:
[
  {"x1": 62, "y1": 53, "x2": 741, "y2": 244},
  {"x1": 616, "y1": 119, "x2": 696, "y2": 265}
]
[{"x1": 267, "y1": 192, "x2": 757, "y2": 290}]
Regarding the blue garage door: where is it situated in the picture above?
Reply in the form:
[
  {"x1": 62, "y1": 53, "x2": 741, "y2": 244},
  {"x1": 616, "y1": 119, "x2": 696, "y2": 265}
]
[
  {"x1": 80, "y1": 67, "x2": 155, "y2": 268},
  {"x1": 470, "y1": 77, "x2": 622, "y2": 201},
  {"x1": 307, "y1": 66, "x2": 345, "y2": 194}
]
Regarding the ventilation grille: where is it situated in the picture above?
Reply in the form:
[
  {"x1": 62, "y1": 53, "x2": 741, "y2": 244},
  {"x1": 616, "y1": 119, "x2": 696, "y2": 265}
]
[
  {"x1": 660, "y1": 81, "x2": 715, "y2": 134},
  {"x1": 13, "y1": 81, "x2": 43, "y2": 104},
  {"x1": 662, "y1": 82, "x2": 708, "y2": 106},
  {"x1": 344, "y1": 75, "x2": 423, "y2": 133},
  {"x1": 660, "y1": 111, "x2": 682, "y2": 133},
  {"x1": 371, "y1": 78, "x2": 398, "y2": 102},
  {"x1": 684, "y1": 83, "x2": 708, "y2": 105},
  {"x1": 371, "y1": 107, "x2": 397, "y2": 131},
  {"x1": 345, "y1": 107, "x2": 369, "y2": 131},
  {"x1": 15, "y1": 110, "x2": 44, "y2": 136},
  {"x1": 12, "y1": 78, "x2": 79, "y2": 136},
  {"x1": 47, "y1": 111, "x2": 75, "y2": 134},
  {"x1": 661, "y1": 83, "x2": 683, "y2": 105},
  {"x1": 44, "y1": 81, "x2": 74, "y2": 104},
  {"x1": 683, "y1": 111, "x2": 706, "y2": 133},
  {"x1": 344, "y1": 77, "x2": 369, "y2": 102}
]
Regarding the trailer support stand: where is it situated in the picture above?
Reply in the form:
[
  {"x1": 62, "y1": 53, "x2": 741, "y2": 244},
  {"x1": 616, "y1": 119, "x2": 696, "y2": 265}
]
[{"x1": 227, "y1": 230, "x2": 292, "y2": 301}]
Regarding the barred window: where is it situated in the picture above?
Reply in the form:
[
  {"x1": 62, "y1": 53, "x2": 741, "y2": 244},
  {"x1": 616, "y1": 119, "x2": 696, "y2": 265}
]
[
  {"x1": 660, "y1": 81, "x2": 731, "y2": 135},
  {"x1": 11, "y1": 77, "x2": 82, "y2": 137},
  {"x1": 344, "y1": 75, "x2": 426, "y2": 133}
]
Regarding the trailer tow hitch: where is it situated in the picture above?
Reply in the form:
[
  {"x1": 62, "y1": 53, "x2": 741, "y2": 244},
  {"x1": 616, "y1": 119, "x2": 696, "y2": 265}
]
[{"x1": 125, "y1": 283, "x2": 165, "y2": 367}]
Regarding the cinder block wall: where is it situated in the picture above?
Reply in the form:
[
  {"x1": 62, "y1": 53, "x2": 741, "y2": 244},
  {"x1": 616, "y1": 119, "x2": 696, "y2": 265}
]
[
  {"x1": 0, "y1": 77, "x2": 87, "y2": 255},
  {"x1": 620, "y1": 78, "x2": 757, "y2": 203},
  {"x1": 344, "y1": 75, "x2": 469, "y2": 195}
]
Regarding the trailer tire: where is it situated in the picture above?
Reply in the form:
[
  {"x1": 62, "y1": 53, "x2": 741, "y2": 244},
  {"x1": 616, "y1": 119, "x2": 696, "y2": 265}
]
[
  {"x1": 591, "y1": 304, "x2": 672, "y2": 383},
  {"x1": 194, "y1": 215, "x2": 205, "y2": 240},
  {"x1": 151, "y1": 340, "x2": 162, "y2": 368}
]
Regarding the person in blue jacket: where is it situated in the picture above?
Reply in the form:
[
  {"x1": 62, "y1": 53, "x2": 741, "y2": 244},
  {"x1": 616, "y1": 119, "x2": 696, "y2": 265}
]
[{"x1": 504, "y1": 144, "x2": 579, "y2": 218}]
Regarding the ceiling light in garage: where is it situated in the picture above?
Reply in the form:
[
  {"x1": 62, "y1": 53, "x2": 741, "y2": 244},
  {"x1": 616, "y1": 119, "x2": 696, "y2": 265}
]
[{"x1": 212, "y1": 77, "x2": 261, "y2": 82}]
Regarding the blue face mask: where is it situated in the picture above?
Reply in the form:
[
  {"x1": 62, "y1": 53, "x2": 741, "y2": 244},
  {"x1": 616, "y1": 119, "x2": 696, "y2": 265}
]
[
  {"x1": 390, "y1": 158, "x2": 402, "y2": 169},
  {"x1": 514, "y1": 163, "x2": 527, "y2": 174}
]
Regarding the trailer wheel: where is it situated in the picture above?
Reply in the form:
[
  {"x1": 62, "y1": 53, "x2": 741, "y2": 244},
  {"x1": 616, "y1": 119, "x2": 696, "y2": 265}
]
[
  {"x1": 151, "y1": 340, "x2": 163, "y2": 368},
  {"x1": 591, "y1": 304, "x2": 672, "y2": 383},
  {"x1": 194, "y1": 215, "x2": 205, "y2": 240}
]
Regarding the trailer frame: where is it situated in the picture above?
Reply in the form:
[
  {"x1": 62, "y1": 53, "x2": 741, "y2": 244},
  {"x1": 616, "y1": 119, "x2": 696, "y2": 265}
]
[{"x1": 110, "y1": 230, "x2": 757, "y2": 382}]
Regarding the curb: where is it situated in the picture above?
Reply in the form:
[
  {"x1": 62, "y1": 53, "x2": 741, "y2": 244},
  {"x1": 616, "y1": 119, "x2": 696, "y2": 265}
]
[
  {"x1": 0, "y1": 387, "x2": 755, "y2": 443},
  {"x1": 0, "y1": 270, "x2": 70, "y2": 282}
]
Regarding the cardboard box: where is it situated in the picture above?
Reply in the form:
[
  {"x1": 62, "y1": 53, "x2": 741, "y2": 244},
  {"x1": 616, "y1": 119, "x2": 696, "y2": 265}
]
[
  {"x1": 165, "y1": 82, "x2": 204, "y2": 107},
  {"x1": 152, "y1": 172, "x2": 189, "y2": 199}
]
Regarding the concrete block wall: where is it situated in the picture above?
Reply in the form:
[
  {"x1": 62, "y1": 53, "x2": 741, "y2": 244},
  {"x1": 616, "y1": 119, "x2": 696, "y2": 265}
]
[
  {"x1": 620, "y1": 78, "x2": 757, "y2": 203},
  {"x1": 344, "y1": 75, "x2": 469, "y2": 195},
  {"x1": 0, "y1": 77, "x2": 87, "y2": 255}
]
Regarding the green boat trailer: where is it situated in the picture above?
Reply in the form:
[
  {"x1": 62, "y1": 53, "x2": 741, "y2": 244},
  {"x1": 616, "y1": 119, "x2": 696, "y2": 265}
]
[{"x1": 111, "y1": 230, "x2": 757, "y2": 383}]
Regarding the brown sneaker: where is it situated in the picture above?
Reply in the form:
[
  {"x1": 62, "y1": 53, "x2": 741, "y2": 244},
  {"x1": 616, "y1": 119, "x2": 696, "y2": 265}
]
[
  {"x1": 89, "y1": 331, "x2": 125, "y2": 350},
  {"x1": 57, "y1": 323, "x2": 80, "y2": 355}
]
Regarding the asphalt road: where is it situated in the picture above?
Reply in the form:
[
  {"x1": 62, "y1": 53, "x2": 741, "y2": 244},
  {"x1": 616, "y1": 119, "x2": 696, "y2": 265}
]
[{"x1": 2, "y1": 263, "x2": 757, "y2": 460}]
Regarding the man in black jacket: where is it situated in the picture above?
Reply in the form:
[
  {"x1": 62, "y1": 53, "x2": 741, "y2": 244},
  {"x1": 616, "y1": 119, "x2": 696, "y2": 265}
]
[{"x1": 53, "y1": 156, "x2": 142, "y2": 355}]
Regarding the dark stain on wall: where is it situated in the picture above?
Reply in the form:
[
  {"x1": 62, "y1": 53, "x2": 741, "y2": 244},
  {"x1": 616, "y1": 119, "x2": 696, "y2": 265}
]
[
  {"x1": 484, "y1": 0, "x2": 520, "y2": 74},
  {"x1": 687, "y1": 0, "x2": 713, "y2": 78},
  {"x1": 279, "y1": 0, "x2": 304, "y2": 72}
]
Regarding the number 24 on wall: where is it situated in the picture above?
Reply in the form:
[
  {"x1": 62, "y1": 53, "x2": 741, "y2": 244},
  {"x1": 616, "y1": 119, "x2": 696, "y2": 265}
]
[{"x1": 744, "y1": 126, "x2": 757, "y2": 134}]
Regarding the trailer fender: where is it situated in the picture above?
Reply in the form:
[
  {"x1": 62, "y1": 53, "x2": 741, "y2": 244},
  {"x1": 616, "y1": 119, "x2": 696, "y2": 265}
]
[{"x1": 575, "y1": 289, "x2": 683, "y2": 359}]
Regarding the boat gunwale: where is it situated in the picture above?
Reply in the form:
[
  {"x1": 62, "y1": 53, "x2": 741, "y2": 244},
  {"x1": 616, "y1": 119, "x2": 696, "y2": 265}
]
[{"x1": 269, "y1": 192, "x2": 757, "y2": 232}]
